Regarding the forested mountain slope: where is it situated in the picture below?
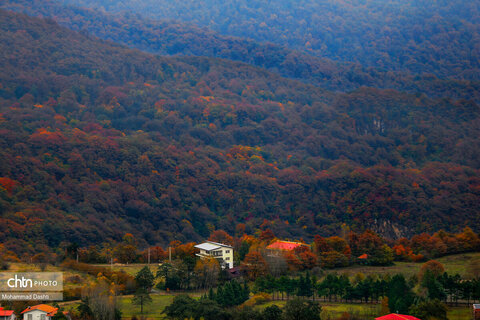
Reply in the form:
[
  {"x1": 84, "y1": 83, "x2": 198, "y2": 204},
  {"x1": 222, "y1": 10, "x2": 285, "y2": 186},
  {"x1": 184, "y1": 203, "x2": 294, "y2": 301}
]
[
  {"x1": 59, "y1": 0, "x2": 480, "y2": 80},
  {"x1": 0, "y1": 10, "x2": 479, "y2": 255},
  {"x1": 3, "y1": 0, "x2": 479, "y2": 102}
]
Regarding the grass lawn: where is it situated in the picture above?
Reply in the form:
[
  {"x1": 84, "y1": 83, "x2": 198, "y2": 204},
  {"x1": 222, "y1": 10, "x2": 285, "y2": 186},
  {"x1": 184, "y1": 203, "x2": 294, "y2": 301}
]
[
  {"x1": 116, "y1": 292, "x2": 204, "y2": 319},
  {"x1": 256, "y1": 300, "x2": 472, "y2": 320},
  {"x1": 93, "y1": 263, "x2": 160, "y2": 277},
  {"x1": 58, "y1": 294, "x2": 176, "y2": 319},
  {"x1": 117, "y1": 294, "x2": 174, "y2": 319},
  {"x1": 325, "y1": 252, "x2": 480, "y2": 278},
  {"x1": 436, "y1": 252, "x2": 480, "y2": 277},
  {"x1": 447, "y1": 306, "x2": 472, "y2": 320},
  {"x1": 321, "y1": 302, "x2": 379, "y2": 319}
]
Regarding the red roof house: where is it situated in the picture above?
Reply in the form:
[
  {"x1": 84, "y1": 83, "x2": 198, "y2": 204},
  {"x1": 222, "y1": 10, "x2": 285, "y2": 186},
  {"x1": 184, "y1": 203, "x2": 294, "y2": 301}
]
[
  {"x1": 473, "y1": 304, "x2": 480, "y2": 320},
  {"x1": 375, "y1": 314, "x2": 421, "y2": 320},
  {"x1": 266, "y1": 240, "x2": 307, "y2": 251},
  {"x1": 0, "y1": 307, "x2": 15, "y2": 320}
]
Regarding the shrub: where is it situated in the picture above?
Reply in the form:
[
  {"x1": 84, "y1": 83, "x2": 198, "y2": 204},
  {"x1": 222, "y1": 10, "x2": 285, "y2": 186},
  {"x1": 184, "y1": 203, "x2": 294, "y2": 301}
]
[{"x1": 242, "y1": 292, "x2": 271, "y2": 307}]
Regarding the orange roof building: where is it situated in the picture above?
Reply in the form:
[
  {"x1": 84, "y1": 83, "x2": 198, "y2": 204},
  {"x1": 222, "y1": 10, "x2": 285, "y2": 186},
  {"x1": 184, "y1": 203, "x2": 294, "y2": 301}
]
[
  {"x1": 375, "y1": 314, "x2": 421, "y2": 320},
  {"x1": 266, "y1": 240, "x2": 307, "y2": 251},
  {"x1": 21, "y1": 304, "x2": 60, "y2": 319},
  {"x1": 358, "y1": 253, "x2": 368, "y2": 259},
  {"x1": 0, "y1": 307, "x2": 15, "y2": 320}
]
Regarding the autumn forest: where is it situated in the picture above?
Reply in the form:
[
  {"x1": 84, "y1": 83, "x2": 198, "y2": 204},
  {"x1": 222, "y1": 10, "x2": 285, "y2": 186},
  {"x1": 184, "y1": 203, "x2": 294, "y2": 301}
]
[{"x1": 0, "y1": 0, "x2": 479, "y2": 261}]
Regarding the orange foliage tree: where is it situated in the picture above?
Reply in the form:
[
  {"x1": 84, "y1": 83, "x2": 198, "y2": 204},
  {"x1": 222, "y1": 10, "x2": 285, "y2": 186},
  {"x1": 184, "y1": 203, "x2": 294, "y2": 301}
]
[
  {"x1": 419, "y1": 260, "x2": 445, "y2": 281},
  {"x1": 208, "y1": 229, "x2": 234, "y2": 246},
  {"x1": 242, "y1": 251, "x2": 267, "y2": 280}
]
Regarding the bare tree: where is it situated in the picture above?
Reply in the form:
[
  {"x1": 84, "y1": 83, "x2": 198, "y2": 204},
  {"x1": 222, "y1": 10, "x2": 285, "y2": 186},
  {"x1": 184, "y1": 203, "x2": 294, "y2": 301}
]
[
  {"x1": 265, "y1": 253, "x2": 288, "y2": 277},
  {"x1": 194, "y1": 257, "x2": 220, "y2": 290},
  {"x1": 82, "y1": 275, "x2": 119, "y2": 320}
]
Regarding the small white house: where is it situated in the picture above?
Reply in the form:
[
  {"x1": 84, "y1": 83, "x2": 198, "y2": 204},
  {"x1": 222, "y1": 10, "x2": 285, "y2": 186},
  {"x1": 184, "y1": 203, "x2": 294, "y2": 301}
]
[
  {"x1": 21, "y1": 305, "x2": 62, "y2": 320},
  {"x1": 194, "y1": 241, "x2": 234, "y2": 269}
]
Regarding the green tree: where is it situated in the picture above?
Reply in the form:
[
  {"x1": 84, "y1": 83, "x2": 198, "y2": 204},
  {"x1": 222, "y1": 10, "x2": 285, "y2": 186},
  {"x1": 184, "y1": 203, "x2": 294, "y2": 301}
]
[
  {"x1": 132, "y1": 288, "x2": 152, "y2": 315},
  {"x1": 231, "y1": 306, "x2": 262, "y2": 320},
  {"x1": 162, "y1": 294, "x2": 197, "y2": 320},
  {"x1": 133, "y1": 266, "x2": 155, "y2": 314},
  {"x1": 421, "y1": 270, "x2": 446, "y2": 300},
  {"x1": 298, "y1": 273, "x2": 313, "y2": 298},
  {"x1": 387, "y1": 275, "x2": 414, "y2": 314},
  {"x1": 157, "y1": 263, "x2": 173, "y2": 278},
  {"x1": 135, "y1": 266, "x2": 155, "y2": 290},
  {"x1": 409, "y1": 299, "x2": 448, "y2": 320},
  {"x1": 262, "y1": 305, "x2": 282, "y2": 320},
  {"x1": 283, "y1": 298, "x2": 321, "y2": 320},
  {"x1": 193, "y1": 298, "x2": 227, "y2": 320},
  {"x1": 77, "y1": 297, "x2": 93, "y2": 320}
]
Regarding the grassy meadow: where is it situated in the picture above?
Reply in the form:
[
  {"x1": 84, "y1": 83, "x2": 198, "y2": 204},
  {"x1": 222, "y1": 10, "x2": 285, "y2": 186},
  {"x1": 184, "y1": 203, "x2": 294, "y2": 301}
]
[
  {"x1": 117, "y1": 294, "x2": 174, "y2": 319},
  {"x1": 325, "y1": 252, "x2": 480, "y2": 278}
]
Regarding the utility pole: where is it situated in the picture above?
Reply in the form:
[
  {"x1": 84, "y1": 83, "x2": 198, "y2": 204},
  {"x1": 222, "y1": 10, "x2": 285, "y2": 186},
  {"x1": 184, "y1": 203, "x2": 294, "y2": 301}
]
[
  {"x1": 169, "y1": 247, "x2": 172, "y2": 262},
  {"x1": 148, "y1": 247, "x2": 151, "y2": 265}
]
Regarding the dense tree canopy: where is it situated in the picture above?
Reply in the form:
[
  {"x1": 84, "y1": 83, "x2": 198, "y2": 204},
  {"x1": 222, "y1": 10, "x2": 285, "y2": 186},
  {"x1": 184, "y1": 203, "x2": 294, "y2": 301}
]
[
  {"x1": 2, "y1": 0, "x2": 480, "y2": 102},
  {"x1": 59, "y1": 0, "x2": 480, "y2": 80},
  {"x1": 0, "y1": 10, "x2": 479, "y2": 256}
]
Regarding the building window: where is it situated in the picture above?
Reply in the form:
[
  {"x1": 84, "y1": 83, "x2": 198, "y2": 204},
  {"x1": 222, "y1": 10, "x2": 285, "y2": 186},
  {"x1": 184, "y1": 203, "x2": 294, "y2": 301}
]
[
  {"x1": 226, "y1": 250, "x2": 230, "y2": 253},
  {"x1": 28, "y1": 315, "x2": 32, "y2": 320},
  {"x1": 41, "y1": 315, "x2": 46, "y2": 320},
  {"x1": 225, "y1": 257, "x2": 230, "y2": 260}
]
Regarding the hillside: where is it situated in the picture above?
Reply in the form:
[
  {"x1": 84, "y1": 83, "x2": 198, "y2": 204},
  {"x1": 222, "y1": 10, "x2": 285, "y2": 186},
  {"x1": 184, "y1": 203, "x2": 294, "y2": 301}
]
[
  {"x1": 1, "y1": 10, "x2": 480, "y2": 255},
  {"x1": 2, "y1": 0, "x2": 480, "y2": 102},
  {"x1": 59, "y1": 0, "x2": 480, "y2": 80}
]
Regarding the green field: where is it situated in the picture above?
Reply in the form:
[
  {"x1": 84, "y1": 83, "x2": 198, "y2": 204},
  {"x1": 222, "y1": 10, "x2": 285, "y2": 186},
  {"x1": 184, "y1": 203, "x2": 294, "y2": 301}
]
[
  {"x1": 60, "y1": 294, "x2": 175, "y2": 319},
  {"x1": 117, "y1": 294, "x2": 174, "y2": 319},
  {"x1": 325, "y1": 252, "x2": 480, "y2": 278},
  {"x1": 93, "y1": 263, "x2": 160, "y2": 276}
]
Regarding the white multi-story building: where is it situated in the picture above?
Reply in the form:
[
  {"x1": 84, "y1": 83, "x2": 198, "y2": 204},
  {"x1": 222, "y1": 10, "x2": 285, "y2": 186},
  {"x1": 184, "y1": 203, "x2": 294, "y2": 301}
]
[{"x1": 194, "y1": 241, "x2": 234, "y2": 269}]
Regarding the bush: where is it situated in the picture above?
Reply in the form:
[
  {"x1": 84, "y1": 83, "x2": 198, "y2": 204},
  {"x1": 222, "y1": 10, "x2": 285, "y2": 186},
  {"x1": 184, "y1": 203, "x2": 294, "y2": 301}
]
[
  {"x1": 283, "y1": 298, "x2": 321, "y2": 320},
  {"x1": 242, "y1": 292, "x2": 271, "y2": 307},
  {"x1": 64, "y1": 287, "x2": 82, "y2": 300},
  {"x1": 61, "y1": 260, "x2": 135, "y2": 294},
  {"x1": 409, "y1": 299, "x2": 448, "y2": 320}
]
